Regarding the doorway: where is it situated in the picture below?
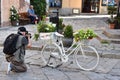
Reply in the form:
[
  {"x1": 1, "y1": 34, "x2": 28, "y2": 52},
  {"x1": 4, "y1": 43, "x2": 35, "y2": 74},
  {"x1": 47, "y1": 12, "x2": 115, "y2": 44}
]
[{"x1": 82, "y1": 0, "x2": 100, "y2": 13}]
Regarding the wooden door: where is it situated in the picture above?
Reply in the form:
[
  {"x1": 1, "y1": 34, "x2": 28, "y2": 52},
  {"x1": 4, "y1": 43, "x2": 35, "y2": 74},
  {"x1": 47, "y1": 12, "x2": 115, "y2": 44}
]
[{"x1": 82, "y1": 0, "x2": 100, "y2": 13}]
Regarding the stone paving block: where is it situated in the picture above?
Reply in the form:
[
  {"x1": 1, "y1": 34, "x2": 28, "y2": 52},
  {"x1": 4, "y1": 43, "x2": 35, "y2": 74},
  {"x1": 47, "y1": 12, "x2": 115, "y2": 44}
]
[
  {"x1": 64, "y1": 72, "x2": 90, "y2": 80},
  {"x1": 101, "y1": 50, "x2": 120, "y2": 59},
  {"x1": 26, "y1": 59, "x2": 44, "y2": 66},
  {"x1": 82, "y1": 71, "x2": 107, "y2": 80},
  {"x1": 28, "y1": 53, "x2": 42, "y2": 60},
  {"x1": 20, "y1": 66, "x2": 47, "y2": 80},
  {"x1": 25, "y1": 50, "x2": 40, "y2": 58},
  {"x1": 0, "y1": 62, "x2": 8, "y2": 73},
  {"x1": 105, "y1": 74, "x2": 120, "y2": 80},
  {"x1": 94, "y1": 58, "x2": 119, "y2": 73},
  {"x1": 62, "y1": 56, "x2": 99, "y2": 71},
  {"x1": 112, "y1": 60, "x2": 120, "y2": 69},
  {"x1": 42, "y1": 67, "x2": 68, "y2": 80},
  {"x1": 109, "y1": 69, "x2": 120, "y2": 76}
]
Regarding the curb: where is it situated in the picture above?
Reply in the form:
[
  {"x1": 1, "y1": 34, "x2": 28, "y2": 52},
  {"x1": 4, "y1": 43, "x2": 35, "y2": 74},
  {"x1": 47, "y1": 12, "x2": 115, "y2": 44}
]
[
  {"x1": 0, "y1": 43, "x2": 120, "y2": 59},
  {"x1": 29, "y1": 46, "x2": 120, "y2": 59},
  {"x1": 26, "y1": 45, "x2": 120, "y2": 59}
]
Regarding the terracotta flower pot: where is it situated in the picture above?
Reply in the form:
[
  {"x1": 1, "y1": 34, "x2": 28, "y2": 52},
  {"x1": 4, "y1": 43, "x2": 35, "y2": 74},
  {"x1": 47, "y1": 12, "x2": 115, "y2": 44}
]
[
  {"x1": 11, "y1": 21, "x2": 19, "y2": 26},
  {"x1": 109, "y1": 23, "x2": 115, "y2": 29}
]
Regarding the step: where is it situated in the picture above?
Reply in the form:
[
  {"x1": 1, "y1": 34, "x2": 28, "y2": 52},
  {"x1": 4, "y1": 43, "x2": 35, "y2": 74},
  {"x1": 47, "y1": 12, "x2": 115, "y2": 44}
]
[
  {"x1": 103, "y1": 29, "x2": 120, "y2": 39},
  {"x1": 97, "y1": 33, "x2": 120, "y2": 44}
]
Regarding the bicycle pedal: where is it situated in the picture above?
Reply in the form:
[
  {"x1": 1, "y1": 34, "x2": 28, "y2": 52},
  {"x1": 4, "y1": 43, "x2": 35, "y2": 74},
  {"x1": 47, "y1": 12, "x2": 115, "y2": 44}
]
[
  {"x1": 55, "y1": 64, "x2": 63, "y2": 68},
  {"x1": 70, "y1": 61, "x2": 73, "y2": 64},
  {"x1": 47, "y1": 63, "x2": 55, "y2": 68}
]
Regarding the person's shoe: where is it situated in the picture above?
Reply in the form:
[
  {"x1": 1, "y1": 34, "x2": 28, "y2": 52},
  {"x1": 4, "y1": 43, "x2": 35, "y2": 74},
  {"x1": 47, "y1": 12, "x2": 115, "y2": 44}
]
[{"x1": 7, "y1": 63, "x2": 11, "y2": 74}]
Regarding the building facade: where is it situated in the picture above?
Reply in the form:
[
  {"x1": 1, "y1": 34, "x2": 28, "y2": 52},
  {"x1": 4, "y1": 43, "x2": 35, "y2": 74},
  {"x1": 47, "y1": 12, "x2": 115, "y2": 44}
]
[
  {"x1": 0, "y1": 0, "x2": 30, "y2": 27},
  {"x1": 0, "y1": 0, "x2": 118, "y2": 26},
  {"x1": 49, "y1": 0, "x2": 118, "y2": 15}
]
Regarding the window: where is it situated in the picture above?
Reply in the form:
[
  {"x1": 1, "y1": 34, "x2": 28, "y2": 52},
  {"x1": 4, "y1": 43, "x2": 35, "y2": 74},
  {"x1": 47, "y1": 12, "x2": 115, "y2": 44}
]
[
  {"x1": 102, "y1": 0, "x2": 117, "y2": 6},
  {"x1": 108, "y1": 0, "x2": 117, "y2": 6},
  {"x1": 49, "y1": 0, "x2": 62, "y2": 8}
]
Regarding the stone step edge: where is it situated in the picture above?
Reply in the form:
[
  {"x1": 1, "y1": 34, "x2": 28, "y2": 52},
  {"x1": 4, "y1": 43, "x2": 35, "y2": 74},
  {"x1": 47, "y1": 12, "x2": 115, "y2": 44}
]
[
  {"x1": 97, "y1": 33, "x2": 120, "y2": 44},
  {"x1": 0, "y1": 43, "x2": 120, "y2": 59},
  {"x1": 103, "y1": 30, "x2": 120, "y2": 39}
]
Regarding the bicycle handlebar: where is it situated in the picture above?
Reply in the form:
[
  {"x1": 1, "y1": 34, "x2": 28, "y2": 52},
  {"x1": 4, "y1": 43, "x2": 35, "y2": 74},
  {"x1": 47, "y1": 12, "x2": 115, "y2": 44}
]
[{"x1": 54, "y1": 32, "x2": 64, "y2": 37}]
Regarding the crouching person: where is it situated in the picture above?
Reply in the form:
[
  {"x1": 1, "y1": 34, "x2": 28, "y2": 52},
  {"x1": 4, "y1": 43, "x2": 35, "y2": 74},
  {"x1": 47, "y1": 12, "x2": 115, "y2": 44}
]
[{"x1": 5, "y1": 27, "x2": 31, "y2": 73}]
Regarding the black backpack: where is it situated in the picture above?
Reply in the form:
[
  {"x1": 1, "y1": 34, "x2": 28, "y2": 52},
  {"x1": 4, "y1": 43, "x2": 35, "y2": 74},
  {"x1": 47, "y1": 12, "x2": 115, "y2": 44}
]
[{"x1": 3, "y1": 33, "x2": 19, "y2": 55}]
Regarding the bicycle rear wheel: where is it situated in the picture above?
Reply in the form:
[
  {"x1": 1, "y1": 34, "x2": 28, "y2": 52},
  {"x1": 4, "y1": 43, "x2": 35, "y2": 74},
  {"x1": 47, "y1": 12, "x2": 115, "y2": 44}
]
[
  {"x1": 41, "y1": 43, "x2": 62, "y2": 67},
  {"x1": 74, "y1": 45, "x2": 99, "y2": 71}
]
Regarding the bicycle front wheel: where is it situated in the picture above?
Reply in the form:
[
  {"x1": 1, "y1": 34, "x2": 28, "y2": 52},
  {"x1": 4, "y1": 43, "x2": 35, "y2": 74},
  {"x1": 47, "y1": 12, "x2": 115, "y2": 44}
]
[
  {"x1": 74, "y1": 45, "x2": 99, "y2": 71},
  {"x1": 41, "y1": 43, "x2": 62, "y2": 67}
]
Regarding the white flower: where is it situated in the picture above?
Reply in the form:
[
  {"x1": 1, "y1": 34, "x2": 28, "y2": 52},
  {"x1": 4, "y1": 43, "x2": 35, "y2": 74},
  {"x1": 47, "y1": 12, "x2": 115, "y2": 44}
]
[{"x1": 46, "y1": 28, "x2": 49, "y2": 30}]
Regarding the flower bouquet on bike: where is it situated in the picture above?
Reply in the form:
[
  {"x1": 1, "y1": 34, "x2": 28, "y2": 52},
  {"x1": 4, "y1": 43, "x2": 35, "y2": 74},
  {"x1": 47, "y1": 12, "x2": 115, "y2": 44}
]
[
  {"x1": 74, "y1": 29, "x2": 97, "y2": 45},
  {"x1": 34, "y1": 21, "x2": 56, "y2": 41}
]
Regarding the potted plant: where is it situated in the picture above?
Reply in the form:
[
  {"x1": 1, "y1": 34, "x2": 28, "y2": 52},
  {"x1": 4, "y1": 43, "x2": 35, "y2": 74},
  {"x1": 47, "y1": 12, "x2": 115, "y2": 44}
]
[
  {"x1": 107, "y1": 17, "x2": 116, "y2": 29},
  {"x1": 9, "y1": 6, "x2": 19, "y2": 26},
  {"x1": 107, "y1": 6, "x2": 117, "y2": 29},
  {"x1": 74, "y1": 29, "x2": 97, "y2": 44},
  {"x1": 114, "y1": 16, "x2": 120, "y2": 29},
  {"x1": 63, "y1": 24, "x2": 73, "y2": 47}
]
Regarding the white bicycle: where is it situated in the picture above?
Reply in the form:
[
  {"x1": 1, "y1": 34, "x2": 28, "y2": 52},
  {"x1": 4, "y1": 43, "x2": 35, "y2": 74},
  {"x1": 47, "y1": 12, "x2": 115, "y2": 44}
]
[{"x1": 40, "y1": 32, "x2": 99, "y2": 71}]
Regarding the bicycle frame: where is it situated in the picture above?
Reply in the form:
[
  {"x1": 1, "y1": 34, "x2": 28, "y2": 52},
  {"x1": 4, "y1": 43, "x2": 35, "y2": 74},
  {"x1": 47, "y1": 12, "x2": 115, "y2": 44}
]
[
  {"x1": 56, "y1": 36, "x2": 82, "y2": 58},
  {"x1": 41, "y1": 32, "x2": 99, "y2": 70}
]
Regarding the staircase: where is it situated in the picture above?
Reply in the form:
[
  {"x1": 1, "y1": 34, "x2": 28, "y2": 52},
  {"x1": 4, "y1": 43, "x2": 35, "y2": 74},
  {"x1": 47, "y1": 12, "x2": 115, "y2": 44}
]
[{"x1": 97, "y1": 29, "x2": 120, "y2": 44}]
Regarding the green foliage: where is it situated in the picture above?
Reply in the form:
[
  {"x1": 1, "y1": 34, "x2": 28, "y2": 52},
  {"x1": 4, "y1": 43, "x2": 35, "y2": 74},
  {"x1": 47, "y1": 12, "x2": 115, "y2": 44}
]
[
  {"x1": 58, "y1": 18, "x2": 65, "y2": 30},
  {"x1": 107, "y1": 18, "x2": 115, "y2": 24},
  {"x1": 37, "y1": 21, "x2": 56, "y2": 33},
  {"x1": 41, "y1": 15, "x2": 47, "y2": 21},
  {"x1": 107, "y1": 6, "x2": 117, "y2": 24},
  {"x1": 33, "y1": 33, "x2": 39, "y2": 41},
  {"x1": 74, "y1": 29, "x2": 97, "y2": 42},
  {"x1": 63, "y1": 25, "x2": 73, "y2": 38},
  {"x1": 34, "y1": 15, "x2": 56, "y2": 41},
  {"x1": 9, "y1": 6, "x2": 19, "y2": 21},
  {"x1": 101, "y1": 40, "x2": 110, "y2": 44},
  {"x1": 30, "y1": 0, "x2": 46, "y2": 16},
  {"x1": 107, "y1": 6, "x2": 117, "y2": 15},
  {"x1": 114, "y1": 16, "x2": 120, "y2": 23}
]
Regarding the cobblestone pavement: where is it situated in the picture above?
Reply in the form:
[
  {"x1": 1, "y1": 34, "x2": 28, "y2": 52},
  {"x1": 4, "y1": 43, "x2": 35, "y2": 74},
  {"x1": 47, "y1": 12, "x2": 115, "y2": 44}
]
[
  {"x1": 0, "y1": 16, "x2": 120, "y2": 80},
  {"x1": 0, "y1": 47, "x2": 120, "y2": 80}
]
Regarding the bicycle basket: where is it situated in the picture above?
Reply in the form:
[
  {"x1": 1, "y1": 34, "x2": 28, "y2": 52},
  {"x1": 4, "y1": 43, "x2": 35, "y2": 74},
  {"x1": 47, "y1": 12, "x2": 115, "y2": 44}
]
[{"x1": 39, "y1": 32, "x2": 56, "y2": 40}]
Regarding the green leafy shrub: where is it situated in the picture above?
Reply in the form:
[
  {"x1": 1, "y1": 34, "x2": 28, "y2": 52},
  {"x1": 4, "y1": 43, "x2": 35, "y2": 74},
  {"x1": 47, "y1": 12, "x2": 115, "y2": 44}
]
[
  {"x1": 74, "y1": 29, "x2": 97, "y2": 42},
  {"x1": 34, "y1": 21, "x2": 56, "y2": 40},
  {"x1": 9, "y1": 6, "x2": 19, "y2": 21},
  {"x1": 30, "y1": 0, "x2": 46, "y2": 16},
  {"x1": 37, "y1": 21, "x2": 56, "y2": 33},
  {"x1": 33, "y1": 33, "x2": 39, "y2": 41},
  {"x1": 63, "y1": 25, "x2": 73, "y2": 38},
  {"x1": 107, "y1": 6, "x2": 117, "y2": 24},
  {"x1": 59, "y1": 18, "x2": 65, "y2": 30}
]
